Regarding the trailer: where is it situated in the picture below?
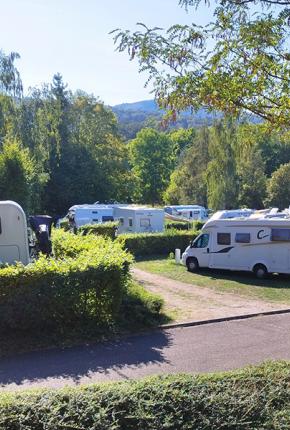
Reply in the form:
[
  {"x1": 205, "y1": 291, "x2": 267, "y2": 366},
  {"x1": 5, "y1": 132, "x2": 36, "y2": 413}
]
[
  {"x1": 182, "y1": 215, "x2": 290, "y2": 278},
  {"x1": 164, "y1": 205, "x2": 208, "y2": 221},
  {"x1": 67, "y1": 204, "x2": 114, "y2": 229},
  {"x1": 0, "y1": 201, "x2": 30, "y2": 265},
  {"x1": 114, "y1": 206, "x2": 164, "y2": 234}
]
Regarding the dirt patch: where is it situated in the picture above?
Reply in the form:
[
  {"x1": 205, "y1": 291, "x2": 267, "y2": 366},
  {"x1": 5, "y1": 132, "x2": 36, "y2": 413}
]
[{"x1": 133, "y1": 268, "x2": 290, "y2": 323}]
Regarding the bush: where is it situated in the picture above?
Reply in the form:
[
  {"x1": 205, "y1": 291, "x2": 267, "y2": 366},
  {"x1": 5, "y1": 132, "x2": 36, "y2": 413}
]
[
  {"x1": 165, "y1": 219, "x2": 205, "y2": 231},
  {"x1": 0, "y1": 362, "x2": 289, "y2": 429},
  {"x1": 120, "y1": 281, "x2": 164, "y2": 328},
  {"x1": 117, "y1": 229, "x2": 198, "y2": 257},
  {"x1": 0, "y1": 231, "x2": 132, "y2": 333},
  {"x1": 78, "y1": 222, "x2": 118, "y2": 240}
]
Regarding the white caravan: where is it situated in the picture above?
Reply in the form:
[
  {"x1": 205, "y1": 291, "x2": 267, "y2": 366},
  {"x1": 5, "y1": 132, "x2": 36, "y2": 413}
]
[
  {"x1": 0, "y1": 201, "x2": 30, "y2": 265},
  {"x1": 114, "y1": 206, "x2": 164, "y2": 234},
  {"x1": 182, "y1": 216, "x2": 290, "y2": 278},
  {"x1": 67, "y1": 204, "x2": 114, "y2": 228},
  {"x1": 164, "y1": 205, "x2": 208, "y2": 221}
]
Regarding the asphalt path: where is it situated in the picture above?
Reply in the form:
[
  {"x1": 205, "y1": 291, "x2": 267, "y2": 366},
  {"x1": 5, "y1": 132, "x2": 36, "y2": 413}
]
[{"x1": 0, "y1": 313, "x2": 290, "y2": 391}]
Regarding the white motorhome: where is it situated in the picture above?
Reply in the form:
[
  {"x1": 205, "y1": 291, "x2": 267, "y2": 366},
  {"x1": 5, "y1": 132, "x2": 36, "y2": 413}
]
[
  {"x1": 210, "y1": 209, "x2": 254, "y2": 220},
  {"x1": 164, "y1": 205, "x2": 208, "y2": 221},
  {"x1": 114, "y1": 206, "x2": 164, "y2": 234},
  {"x1": 0, "y1": 201, "x2": 30, "y2": 265},
  {"x1": 67, "y1": 204, "x2": 114, "y2": 229},
  {"x1": 182, "y1": 216, "x2": 290, "y2": 278}
]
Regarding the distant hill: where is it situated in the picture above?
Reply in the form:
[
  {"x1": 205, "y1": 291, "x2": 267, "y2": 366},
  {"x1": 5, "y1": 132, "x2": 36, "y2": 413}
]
[
  {"x1": 111, "y1": 99, "x2": 221, "y2": 140},
  {"x1": 113, "y1": 99, "x2": 161, "y2": 113}
]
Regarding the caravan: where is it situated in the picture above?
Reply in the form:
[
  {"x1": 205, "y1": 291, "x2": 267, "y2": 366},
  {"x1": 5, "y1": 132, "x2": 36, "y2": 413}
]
[
  {"x1": 182, "y1": 216, "x2": 290, "y2": 278},
  {"x1": 67, "y1": 204, "x2": 114, "y2": 229},
  {"x1": 0, "y1": 201, "x2": 30, "y2": 265},
  {"x1": 114, "y1": 206, "x2": 164, "y2": 234},
  {"x1": 164, "y1": 205, "x2": 208, "y2": 221}
]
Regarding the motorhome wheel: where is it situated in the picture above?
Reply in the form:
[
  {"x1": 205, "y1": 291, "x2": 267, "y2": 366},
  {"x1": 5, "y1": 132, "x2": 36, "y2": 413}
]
[
  {"x1": 253, "y1": 264, "x2": 268, "y2": 279},
  {"x1": 186, "y1": 257, "x2": 199, "y2": 272}
]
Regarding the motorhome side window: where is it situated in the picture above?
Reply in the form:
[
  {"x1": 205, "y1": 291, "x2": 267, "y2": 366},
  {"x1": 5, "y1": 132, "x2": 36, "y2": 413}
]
[
  {"x1": 271, "y1": 229, "x2": 290, "y2": 241},
  {"x1": 128, "y1": 218, "x2": 133, "y2": 227},
  {"x1": 235, "y1": 233, "x2": 250, "y2": 243},
  {"x1": 217, "y1": 233, "x2": 231, "y2": 245},
  {"x1": 119, "y1": 218, "x2": 124, "y2": 226},
  {"x1": 194, "y1": 234, "x2": 209, "y2": 248}
]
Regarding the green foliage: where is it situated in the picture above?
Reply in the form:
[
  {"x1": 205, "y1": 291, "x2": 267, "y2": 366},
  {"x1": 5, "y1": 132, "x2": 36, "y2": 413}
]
[
  {"x1": 130, "y1": 128, "x2": 175, "y2": 205},
  {"x1": 117, "y1": 230, "x2": 197, "y2": 257},
  {"x1": 266, "y1": 162, "x2": 290, "y2": 209},
  {"x1": 0, "y1": 50, "x2": 22, "y2": 97},
  {"x1": 206, "y1": 120, "x2": 238, "y2": 210},
  {"x1": 0, "y1": 230, "x2": 132, "y2": 333},
  {"x1": 0, "y1": 138, "x2": 45, "y2": 212},
  {"x1": 78, "y1": 222, "x2": 118, "y2": 240},
  {"x1": 164, "y1": 127, "x2": 210, "y2": 206},
  {"x1": 0, "y1": 362, "x2": 289, "y2": 429},
  {"x1": 165, "y1": 219, "x2": 204, "y2": 231},
  {"x1": 120, "y1": 281, "x2": 164, "y2": 328},
  {"x1": 113, "y1": 1, "x2": 290, "y2": 129}
]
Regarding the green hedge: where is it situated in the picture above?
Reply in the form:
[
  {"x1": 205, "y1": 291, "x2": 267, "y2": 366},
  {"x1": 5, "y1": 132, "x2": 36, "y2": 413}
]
[
  {"x1": 0, "y1": 231, "x2": 132, "y2": 332},
  {"x1": 0, "y1": 362, "x2": 289, "y2": 429},
  {"x1": 116, "y1": 230, "x2": 198, "y2": 257},
  {"x1": 78, "y1": 222, "x2": 118, "y2": 240},
  {"x1": 165, "y1": 220, "x2": 205, "y2": 231}
]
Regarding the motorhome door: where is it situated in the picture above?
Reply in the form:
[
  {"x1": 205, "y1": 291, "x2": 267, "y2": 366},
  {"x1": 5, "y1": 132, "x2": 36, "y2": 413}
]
[{"x1": 191, "y1": 233, "x2": 211, "y2": 267}]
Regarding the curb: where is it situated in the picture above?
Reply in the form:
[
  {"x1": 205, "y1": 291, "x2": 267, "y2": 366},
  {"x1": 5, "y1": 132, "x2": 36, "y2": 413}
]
[{"x1": 159, "y1": 308, "x2": 290, "y2": 330}]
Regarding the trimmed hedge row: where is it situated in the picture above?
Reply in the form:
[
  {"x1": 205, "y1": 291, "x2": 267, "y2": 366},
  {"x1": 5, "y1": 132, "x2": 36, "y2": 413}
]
[
  {"x1": 78, "y1": 222, "x2": 118, "y2": 240},
  {"x1": 0, "y1": 362, "x2": 289, "y2": 429},
  {"x1": 165, "y1": 220, "x2": 205, "y2": 231},
  {"x1": 116, "y1": 229, "x2": 198, "y2": 257},
  {"x1": 0, "y1": 231, "x2": 132, "y2": 332}
]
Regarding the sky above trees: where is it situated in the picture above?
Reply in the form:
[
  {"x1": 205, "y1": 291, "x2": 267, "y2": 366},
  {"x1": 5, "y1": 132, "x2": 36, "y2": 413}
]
[{"x1": 0, "y1": 0, "x2": 210, "y2": 105}]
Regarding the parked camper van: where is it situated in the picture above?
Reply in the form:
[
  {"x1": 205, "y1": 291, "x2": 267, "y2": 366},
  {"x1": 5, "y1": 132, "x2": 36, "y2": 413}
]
[
  {"x1": 67, "y1": 204, "x2": 114, "y2": 229},
  {"x1": 182, "y1": 216, "x2": 290, "y2": 278},
  {"x1": 114, "y1": 206, "x2": 164, "y2": 234},
  {"x1": 164, "y1": 205, "x2": 208, "y2": 222},
  {"x1": 0, "y1": 201, "x2": 30, "y2": 265}
]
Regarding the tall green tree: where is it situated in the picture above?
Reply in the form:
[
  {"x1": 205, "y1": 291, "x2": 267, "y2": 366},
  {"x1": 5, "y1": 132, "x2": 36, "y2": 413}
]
[
  {"x1": 0, "y1": 138, "x2": 40, "y2": 212},
  {"x1": 266, "y1": 163, "x2": 290, "y2": 209},
  {"x1": 206, "y1": 120, "x2": 238, "y2": 210},
  {"x1": 164, "y1": 127, "x2": 209, "y2": 205},
  {"x1": 130, "y1": 128, "x2": 175, "y2": 205}
]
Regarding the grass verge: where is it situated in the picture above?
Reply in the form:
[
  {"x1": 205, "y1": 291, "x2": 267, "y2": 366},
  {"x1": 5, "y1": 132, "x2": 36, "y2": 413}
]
[
  {"x1": 0, "y1": 361, "x2": 289, "y2": 429},
  {"x1": 135, "y1": 256, "x2": 290, "y2": 305}
]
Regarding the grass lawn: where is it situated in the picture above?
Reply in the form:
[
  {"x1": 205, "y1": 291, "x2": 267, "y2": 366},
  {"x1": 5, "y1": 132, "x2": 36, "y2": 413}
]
[{"x1": 135, "y1": 256, "x2": 290, "y2": 305}]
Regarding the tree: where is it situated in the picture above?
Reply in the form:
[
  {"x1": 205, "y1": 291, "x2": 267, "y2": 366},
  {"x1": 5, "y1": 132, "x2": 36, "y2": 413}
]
[
  {"x1": 0, "y1": 138, "x2": 41, "y2": 212},
  {"x1": 266, "y1": 163, "x2": 290, "y2": 209},
  {"x1": 112, "y1": 0, "x2": 290, "y2": 128},
  {"x1": 0, "y1": 50, "x2": 22, "y2": 97},
  {"x1": 130, "y1": 128, "x2": 175, "y2": 205},
  {"x1": 164, "y1": 127, "x2": 209, "y2": 205},
  {"x1": 206, "y1": 120, "x2": 238, "y2": 210},
  {"x1": 237, "y1": 148, "x2": 267, "y2": 209}
]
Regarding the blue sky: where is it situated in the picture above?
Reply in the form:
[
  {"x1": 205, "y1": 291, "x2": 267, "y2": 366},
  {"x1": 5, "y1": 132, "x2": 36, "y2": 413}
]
[{"x1": 1, "y1": 0, "x2": 211, "y2": 105}]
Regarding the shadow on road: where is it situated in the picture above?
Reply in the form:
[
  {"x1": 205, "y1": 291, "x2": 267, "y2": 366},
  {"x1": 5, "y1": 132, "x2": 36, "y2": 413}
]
[{"x1": 0, "y1": 330, "x2": 173, "y2": 387}]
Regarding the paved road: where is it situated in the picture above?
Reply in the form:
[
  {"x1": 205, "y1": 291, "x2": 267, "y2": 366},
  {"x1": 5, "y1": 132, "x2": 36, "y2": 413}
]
[{"x1": 0, "y1": 313, "x2": 290, "y2": 391}]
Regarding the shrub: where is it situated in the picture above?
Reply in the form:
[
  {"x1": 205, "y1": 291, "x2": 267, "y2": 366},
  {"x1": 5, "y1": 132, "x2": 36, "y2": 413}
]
[
  {"x1": 117, "y1": 229, "x2": 198, "y2": 257},
  {"x1": 0, "y1": 231, "x2": 132, "y2": 333},
  {"x1": 58, "y1": 217, "x2": 70, "y2": 231},
  {"x1": 120, "y1": 281, "x2": 164, "y2": 328},
  {"x1": 78, "y1": 222, "x2": 118, "y2": 240},
  {"x1": 0, "y1": 362, "x2": 289, "y2": 429},
  {"x1": 165, "y1": 219, "x2": 205, "y2": 231}
]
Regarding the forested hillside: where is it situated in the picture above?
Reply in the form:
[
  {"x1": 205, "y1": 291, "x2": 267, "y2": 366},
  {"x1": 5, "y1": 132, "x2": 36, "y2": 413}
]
[{"x1": 0, "y1": 48, "x2": 290, "y2": 216}]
